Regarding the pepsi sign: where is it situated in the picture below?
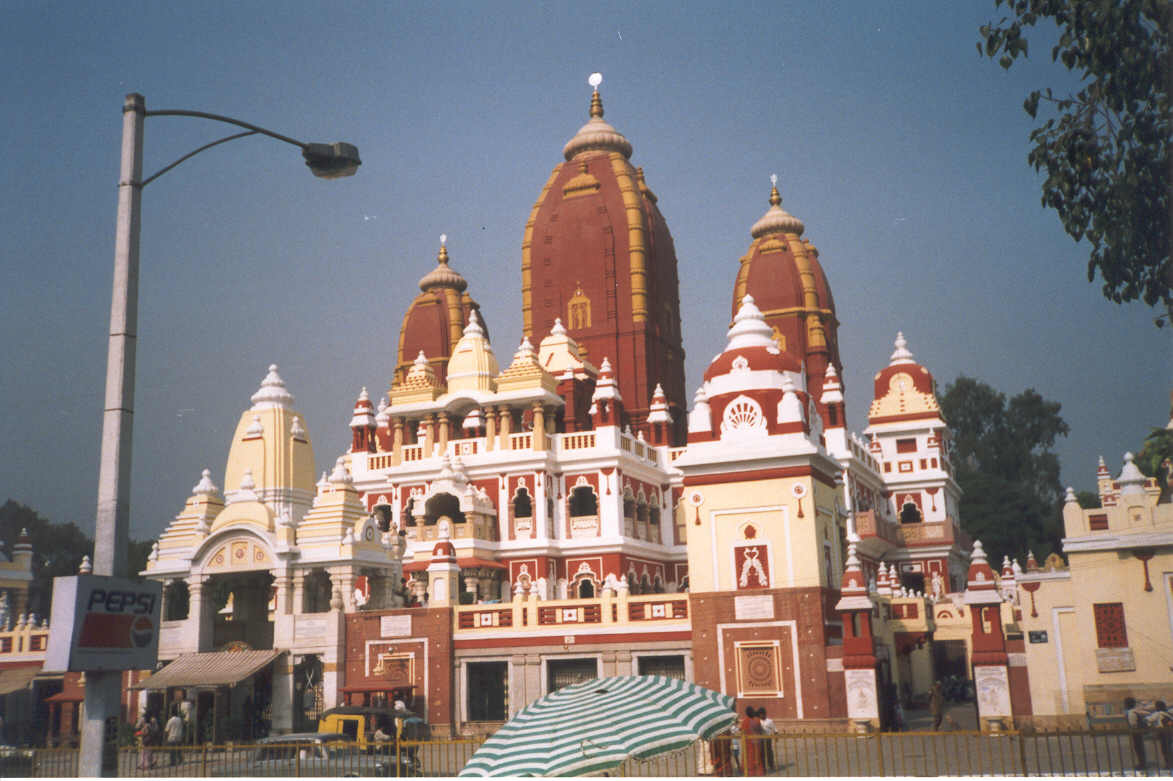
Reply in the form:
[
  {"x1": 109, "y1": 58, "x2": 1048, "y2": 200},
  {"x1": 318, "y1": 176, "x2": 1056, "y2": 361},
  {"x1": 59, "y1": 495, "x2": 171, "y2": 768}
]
[{"x1": 45, "y1": 576, "x2": 162, "y2": 672}]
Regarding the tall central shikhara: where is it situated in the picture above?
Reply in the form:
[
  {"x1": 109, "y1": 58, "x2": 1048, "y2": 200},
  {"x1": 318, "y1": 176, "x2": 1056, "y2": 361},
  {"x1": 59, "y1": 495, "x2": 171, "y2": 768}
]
[{"x1": 521, "y1": 73, "x2": 688, "y2": 443}]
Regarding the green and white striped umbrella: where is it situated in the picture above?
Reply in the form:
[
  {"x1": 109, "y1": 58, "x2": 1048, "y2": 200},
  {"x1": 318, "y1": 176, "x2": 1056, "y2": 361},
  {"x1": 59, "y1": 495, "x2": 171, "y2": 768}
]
[{"x1": 459, "y1": 675, "x2": 736, "y2": 777}]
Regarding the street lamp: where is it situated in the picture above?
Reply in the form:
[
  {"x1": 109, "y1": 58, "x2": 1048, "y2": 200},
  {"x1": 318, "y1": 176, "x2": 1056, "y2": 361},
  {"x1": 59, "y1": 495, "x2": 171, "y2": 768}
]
[{"x1": 82, "y1": 92, "x2": 359, "y2": 776}]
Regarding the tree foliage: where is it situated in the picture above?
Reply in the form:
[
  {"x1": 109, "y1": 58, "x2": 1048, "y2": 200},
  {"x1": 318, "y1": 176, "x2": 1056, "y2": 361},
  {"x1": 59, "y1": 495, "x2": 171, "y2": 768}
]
[
  {"x1": 1136, "y1": 425, "x2": 1173, "y2": 499},
  {"x1": 941, "y1": 376, "x2": 1069, "y2": 563},
  {"x1": 0, "y1": 499, "x2": 154, "y2": 615},
  {"x1": 980, "y1": 0, "x2": 1171, "y2": 320}
]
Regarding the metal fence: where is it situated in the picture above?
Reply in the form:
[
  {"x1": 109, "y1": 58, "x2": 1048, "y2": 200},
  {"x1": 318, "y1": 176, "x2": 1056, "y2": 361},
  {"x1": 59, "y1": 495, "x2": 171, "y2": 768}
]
[{"x1": 12, "y1": 727, "x2": 1172, "y2": 777}]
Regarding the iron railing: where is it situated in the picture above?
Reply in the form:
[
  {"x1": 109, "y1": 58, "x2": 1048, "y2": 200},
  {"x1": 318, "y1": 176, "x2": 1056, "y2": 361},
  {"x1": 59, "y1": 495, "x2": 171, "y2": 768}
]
[{"x1": 15, "y1": 726, "x2": 1173, "y2": 777}]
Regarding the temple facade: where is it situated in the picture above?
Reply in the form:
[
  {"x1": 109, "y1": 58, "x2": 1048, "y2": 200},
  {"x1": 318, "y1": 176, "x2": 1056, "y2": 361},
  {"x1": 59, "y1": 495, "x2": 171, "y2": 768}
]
[{"x1": 21, "y1": 77, "x2": 1167, "y2": 745}]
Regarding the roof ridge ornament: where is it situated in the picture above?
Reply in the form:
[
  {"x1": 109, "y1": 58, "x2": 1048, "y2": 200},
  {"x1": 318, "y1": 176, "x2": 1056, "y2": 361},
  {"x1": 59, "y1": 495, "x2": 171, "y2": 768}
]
[
  {"x1": 418, "y1": 234, "x2": 468, "y2": 292},
  {"x1": 563, "y1": 72, "x2": 633, "y2": 160},
  {"x1": 750, "y1": 174, "x2": 805, "y2": 238},
  {"x1": 589, "y1": 72, "x2": 604, "y2": 118},
  {"x1": 251, "y1": 364, "x2": 295, "y2": 409},
  {"x1": 889, "y1": 331, "x2": 916, "y2": 365}
]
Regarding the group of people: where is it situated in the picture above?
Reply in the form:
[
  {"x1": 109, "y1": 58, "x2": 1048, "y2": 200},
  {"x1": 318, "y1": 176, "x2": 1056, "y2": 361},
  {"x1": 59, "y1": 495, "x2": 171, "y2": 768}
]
[
  {"x1": 133, "y1": 706, "x2": 187, "y2": 769},
  {"x1": 1125, "y1": 697, "x2": 1173, "y2": 771},
  {"x1": 708, "y1": 706, "x2": 777, "y2": 776}
]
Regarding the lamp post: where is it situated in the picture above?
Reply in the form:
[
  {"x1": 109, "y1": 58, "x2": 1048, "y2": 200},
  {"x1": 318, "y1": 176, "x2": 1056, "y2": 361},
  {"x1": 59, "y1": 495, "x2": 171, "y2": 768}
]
[{"x1": 82, "y1": 92, "x2": 359, "y2": 777}]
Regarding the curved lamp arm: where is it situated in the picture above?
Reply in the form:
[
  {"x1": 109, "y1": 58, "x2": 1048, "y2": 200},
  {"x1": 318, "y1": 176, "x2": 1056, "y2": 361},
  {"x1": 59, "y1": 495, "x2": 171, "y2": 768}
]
[{"x1": 140, "y1": 107, "x2": 361, "y2": 184}]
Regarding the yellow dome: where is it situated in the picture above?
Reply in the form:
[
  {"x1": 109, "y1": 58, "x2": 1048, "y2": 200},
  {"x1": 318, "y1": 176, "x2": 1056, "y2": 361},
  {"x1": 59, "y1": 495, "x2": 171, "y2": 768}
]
[
  {"x1": 222, "y1": 365, "x2": 316, "y2": 506},
  {"x1": 446, "y1": 311, "x2": 499, "y2": 394}
]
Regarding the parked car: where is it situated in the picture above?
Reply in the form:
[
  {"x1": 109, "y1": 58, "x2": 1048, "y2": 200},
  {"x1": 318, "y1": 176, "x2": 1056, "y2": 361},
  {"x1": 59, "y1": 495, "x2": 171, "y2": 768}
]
[{"x1": 212, "y1": 732, "x2": 401, "y2": 777}]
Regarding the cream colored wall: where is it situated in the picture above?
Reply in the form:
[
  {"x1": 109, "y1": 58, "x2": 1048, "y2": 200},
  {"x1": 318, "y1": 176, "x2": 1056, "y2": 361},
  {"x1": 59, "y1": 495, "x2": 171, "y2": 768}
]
[
  {"x1": 686, "y1": 476, "x2": 827, "y2": 593},
  {"x1": 1018, "y1": 549, "x2": 1173, "y2": 718}
]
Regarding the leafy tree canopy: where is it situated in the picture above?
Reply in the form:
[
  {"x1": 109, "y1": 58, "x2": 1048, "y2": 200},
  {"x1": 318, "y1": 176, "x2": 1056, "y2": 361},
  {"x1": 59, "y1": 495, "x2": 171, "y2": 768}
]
[
  {"x1": 941, "y1": 376, "x2": 1069, "y2": 563},
  {"x1": 1075, "y1": 489, "x2": 1100, "y2": 509},
  {"x1": 980, "y1": 0, "x2": 1171, "y2": 321},
  {"x1": 1136, "y1": 425, "x2": 1173, "y2": 500},
  {"x1": 0, "y1": 499, "x2": 154, "y2": 616}
]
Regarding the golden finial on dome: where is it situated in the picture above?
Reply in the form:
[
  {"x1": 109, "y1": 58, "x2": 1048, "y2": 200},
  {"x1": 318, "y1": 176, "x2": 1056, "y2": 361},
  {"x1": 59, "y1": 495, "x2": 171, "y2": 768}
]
[
  {"x1": 418, "y1": 233, "x2": 468, "y2": 292},
  {"x1": 563, "y1": 72, "x2": 632, "y2": 160},
  {"x1": 750, "y1": 172, "x2": 805, "y2": 238},
  {"x1": 588, "y1": 72, "x2": 604, "y2": 118}
]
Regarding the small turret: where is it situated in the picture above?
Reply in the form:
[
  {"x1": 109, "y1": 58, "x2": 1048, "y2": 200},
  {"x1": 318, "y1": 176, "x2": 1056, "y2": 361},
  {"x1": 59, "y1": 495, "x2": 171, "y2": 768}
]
[
  {"x1": 646, "y1": 384, "x2": 673, "y2": 445},
  {"x1": 349, "y1": 388, "x2": 377, "y2": 453},
  {"x1": 590, "y1": 358, "x2": 625, "y2": 429}
]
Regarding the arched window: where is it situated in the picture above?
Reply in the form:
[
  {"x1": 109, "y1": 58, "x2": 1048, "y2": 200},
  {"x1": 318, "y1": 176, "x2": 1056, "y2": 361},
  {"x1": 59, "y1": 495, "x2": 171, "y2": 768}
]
[
  {"x1": 373, "y1": 505, "x2": 392, "y2": 533},
  {"x1": 577, "y1": 579, "x2": 595, "y2": 598},
  {"x1": 303, "y1": 569, "x2": 332, "y2": 613},
  {"x1": 164, "y1": 580, "x2": 189, "y2": 621},
  {"x1": 569, "y1": 485, "x2": 598, "y2": 517},
  {"x1": 513, "y1": 487, "x2": 533, "y2": 519},
  {"x1": 426, "y1": 493, "x2": 465, "y2": 525},
  {"x1": 900, "y1": 502, "x2": 922, "y2": 525}
]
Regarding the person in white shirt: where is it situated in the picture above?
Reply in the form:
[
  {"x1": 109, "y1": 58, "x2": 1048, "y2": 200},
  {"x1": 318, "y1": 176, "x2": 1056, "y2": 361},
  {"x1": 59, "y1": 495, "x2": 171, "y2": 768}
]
[{"x1": 165, "y1": 707, "x2": 185, "y2": 766}]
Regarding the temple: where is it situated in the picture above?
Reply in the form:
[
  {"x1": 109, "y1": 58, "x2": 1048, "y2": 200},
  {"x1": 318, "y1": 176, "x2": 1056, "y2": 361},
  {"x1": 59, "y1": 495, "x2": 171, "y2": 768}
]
[{"x1": 5, "y1": 76, "x2": 1168, "y2": 745}]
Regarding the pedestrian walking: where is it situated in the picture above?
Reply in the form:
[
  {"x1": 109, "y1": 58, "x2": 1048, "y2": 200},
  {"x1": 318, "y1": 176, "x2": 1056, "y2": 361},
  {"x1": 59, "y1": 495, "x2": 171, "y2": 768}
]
[
  {"x1": 165, "y1": 706, "x2": 184, "y2": 766},
  {"x1": 739, "y1": 706, "x2": 764, "y2": 776},
  {"x1": 930, "y1": 681, "x2": 945, "y2": 731},
  {"x1": 135, "y1": 711, "x2": 158, "y2": 770},
  {"x1": 757, "y1": 707, "x2": 777, "y2": 771},
  {"x1": 1145, "y1": 700, "x2": 1173, "y2": 770},
  {"x1": 1125, "y1": 697, "x2": 1150, "y2": 770}
]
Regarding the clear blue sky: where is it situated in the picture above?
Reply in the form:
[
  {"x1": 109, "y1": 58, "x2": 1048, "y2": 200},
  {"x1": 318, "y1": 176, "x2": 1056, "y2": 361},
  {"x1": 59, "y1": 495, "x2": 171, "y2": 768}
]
[{"x1": 1, "y1": 1, "x2": 1167, "y2": 542}]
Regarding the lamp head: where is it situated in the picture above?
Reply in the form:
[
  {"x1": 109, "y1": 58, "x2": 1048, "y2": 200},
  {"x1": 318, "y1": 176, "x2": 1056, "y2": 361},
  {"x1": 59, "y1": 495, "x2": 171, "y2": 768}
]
[{"x1": 303, "y1": 142, "x2": 361, "y2": 179}]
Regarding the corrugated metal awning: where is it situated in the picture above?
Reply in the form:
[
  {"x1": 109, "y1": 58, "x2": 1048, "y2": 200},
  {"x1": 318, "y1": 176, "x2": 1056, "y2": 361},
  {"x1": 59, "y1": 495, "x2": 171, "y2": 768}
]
[
  {"x1": 131, "y1": 650, "x2": 281, "y2": 690},
  {"x1": 0, "y1": 666, "x2": 40, "y2": 695}
]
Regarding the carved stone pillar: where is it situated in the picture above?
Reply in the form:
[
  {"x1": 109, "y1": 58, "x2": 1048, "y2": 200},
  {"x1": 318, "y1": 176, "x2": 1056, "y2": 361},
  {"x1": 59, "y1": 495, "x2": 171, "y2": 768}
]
[
  {"x1": 330, "y1": 568, "x2": 356, "y2": 613},
  {"x1": 423, "y1": 415, "x2": 436, "y2": 456},
  {"x1": 392, "y1": 418, "x2": 405, "y2": 465},
  {"x1": 292, "y1": 572, "x2": 306, "y2": 615},
  {"x1": 485, "y1": 405, "x2": 497, "y2": 451},
  {"x1": 503, "y1": 407, "x2": 516, "y2": 449},
  {"x1": 532, "y1": 403, "x2": 546, "y2": 451},
  {"x1": 186, "y1": 574, "x2": 212, "y2": 652},
  {"x1": 438, "y1": 412, "x2": 450, "y2": 453}
]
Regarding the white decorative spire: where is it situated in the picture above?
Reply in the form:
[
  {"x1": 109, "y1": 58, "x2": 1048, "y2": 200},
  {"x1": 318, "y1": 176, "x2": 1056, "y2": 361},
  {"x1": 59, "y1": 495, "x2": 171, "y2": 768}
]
[
  {"x1": 725, "y1": 295, "x2": 777, "y2": 351},
  {"x1": 192, "y1": 468, "x2": 221, "y2": 497},
  {"x1": 290, "y1": 415, "x2": 307, "y2": 439},
  {"x1": 777, "y1": 375, "x2": 805, "y2": 423},
  {"x1": 79, "y1": 555, "x2": 92, "y2": 575},
  {"x1": 244, "y1": 415, "x2": 264, "y2": 438},
  {"x1": 239, "y1": 468, "x2": 256, "y2": 492},
  {"x1": 889, "y1": 332, "x2": 916, "y2": 365},
  {"x1": 550, "y1": 317, "x2": 567, "y2": 336},
  {"x1": 329, "y1": 456, "x2": 353, "y2": 486},
  {"x1": 1064, "y1": 486, "x2": 1077, "y2": 504},
  {"x1": 1118, "y1": 452, "x2": 1147, "y2": 495},
  {"x1": 251, "y1": 364, "x2": 295, "y2": 408},
  {"x1": 463, "y1": 310, "x2": 485, "y2": 337}
]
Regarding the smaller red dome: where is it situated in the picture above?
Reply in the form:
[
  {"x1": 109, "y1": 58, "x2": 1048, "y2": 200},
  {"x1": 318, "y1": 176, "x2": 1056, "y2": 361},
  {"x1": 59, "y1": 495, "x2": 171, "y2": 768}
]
[
  {"x1": 702, "y1": 295, "x2": 800, "y2": 384},
  {"x1": 431, "y1": 540, "x2": 456, "y2": 559}
]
